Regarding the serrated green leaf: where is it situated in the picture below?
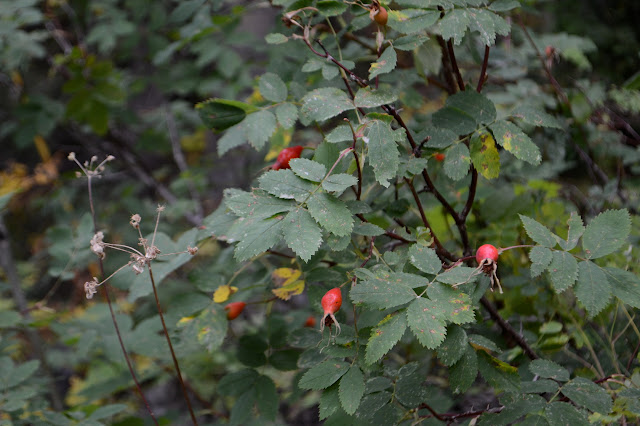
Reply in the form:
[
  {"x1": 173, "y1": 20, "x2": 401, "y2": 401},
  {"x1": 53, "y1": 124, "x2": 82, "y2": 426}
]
[
  {"x1": 4, "y1": 360, "x2": 39, "y2": 389},
  {"x1": 196, "y1": 98, "x2": 255, "y2": 132},
  {"x1": 366, "y1": 119, "x2": 400, "y2": 187},
  {"x1": 439, "y1": 9, "x2": 470, "y2": 45},
  {"x1": 290, "y1": 158, "x2": 326, "y2": 182},
  {"x1": 230, "y1": 387, "x2": 255, "y2": 425},
  {"x1": 306, "y1": 192, "x2": 354, "y2": 236},
  {"x1": 575, "y1": 260, "x2": 611, "y2": 317},
  {"x1": 433, "y1": 107, "x2": 477, "y2": 135},
  {"x1": 529, "y1": 246, "x2": 553, "y2": 278},
  {"x1": 365, "y1": 313, "x2": 407, "y2": 364},
  {"x1": 394, "y1": 34, "x2": 430, "y2": 50},
  {"x1": 217, "y1": 122, "x2": 247, "y2": 156},
  {"x1": 353, "y1": 222, "x2": 385, "y2": 236},
  {"x1": 408, "y1": 245, "x2": 442, "y2": 275},
  {"x1": 218, "y1": 369, "x2": 259, "y2": 397},
  {"x1": 0, "y1": 311, "x2": 21, "y2": 329},
  {"x1": 521, "y1": 379, "x2": 559, "y2": 395},
  {"x1": 369, "y1": 47, "x2": 397, "y2": 79},
  {"x1": 519, "y1": 215, "x2": 558, "y2": 248},
  {"x1": 181, "y1": 303, "x2": 228, "y2": 353},
  {"x1": 448, "y1": 90, "x2": 497, "y2": 124},
  {"x1": 325, "y1": 124, "x2": 353, "y2": 143},
  {"x1": 224, "y1": 188, "x2": 294, "y2": 220},
  {"x1": 323, "y1": 173, "x2": 358, "y2": 193},
  {"x1": 477, "y1": 351, "x2": 520, "y2": 394},
  {"x1": 468, "y1": 334, "x2": 500, "y2": 353},
  {"x1": 319, "y1": 384, "x2": 341, "y2": 420},
  {"x1": 350, "y1": 277, "x2": 415, "y2": 309},
  {"x1": 317, "y1": 0, "x2": 348, "y2": 16},
  {"x1": 561, "y1": 377, "x2": 612, "y2": 414},
  {"x1": 512, "y1": 106, "x2": 563, "y2": 129},
  {"x1": 548, "y1": 251, "x2": 578, "y2": 292},
  {"x1": 282, "y1": 209, "x2": 322, "y2": 262},
  {"x1": 259, "y1": 169, "x2": 315, "y2": 201},
  {"x1": 407, "y1": 298, "x2": 447, "y2": 349},
  {"x1": 87, "y1": 404, "x2": 128, "y2": 421},
  {"x1": 428, "y1": 282, "x2": 475, "y2": 324},
  {"x1": 529, "y1": 359, "x2": 569, "y2": 382},
  {"x1": 467, "y1": 8, "x2": 510, "y2": 46},
  {"x1": 354, "y1": 88, "x2": 397, "y2": 108},
  {"x1": 443, "y1": 143, "x2": 471, "y2": 180},
  {"x1": 275, "y1": 103, "x2": 298, "y2": 128},
  {"x1": 605, "y1": 267, "x2": 640, "y2": 309},
  {"x1": 438, "y1": 325, "x2": 468, "y2": 366},
  {"x1": 582, "y1": 209, "x2": 631, "y2": 259},
  {"x1": 233, "y1": 216, "x2": 285, "y2": 261},
  {"x1": 395, "y1": 363, "x2": 427, "y2": 407},
  {"x1": 300, "y1": 88, "x2": 354, "y2": 122},
  {"x1": 470, "y1": 131, "x2": 500, "y2": 179},
  {"x1": 490, "y1": 120, "x2": 542, "y2": 165},
  {"x1": 256, "y1": 375, "x2": 278, "y2": 420},
  {"x1": 561, "y1": 212, "x2": 585, "y2": 251},
  {"x1": 265, "y1": 32, "x2": 288, "y2": 44},
  {"x1": 388, "y1": 9, "x2": 439, "y2": 34},
  {"x1": 450, "y1": 345, "x2": 477, "y2": 394},
  {"x1": 423, "y1": 127, "x2": 458, "y2": 149},
  {"x1": 259, "y1": 72, "x2": 287, "y2": 103},
  {"x1": 489, "y1": 0, "x2": 521, "y2": 12},
  {"x1": 545, "y1": 401, "x2": 589, "y2": 425},
  {"x1": 435, "y1": 266, "x2": 478, "y2": 286},
  {"x1": 299, "y1": 360, "x2": 350, "y2": 390},
  {"x1": 245, "y1": 110, "x2": 277, "y2": 149},
  {"x1": 339, "y1": 366, "x2": 365, "y2": 415}
]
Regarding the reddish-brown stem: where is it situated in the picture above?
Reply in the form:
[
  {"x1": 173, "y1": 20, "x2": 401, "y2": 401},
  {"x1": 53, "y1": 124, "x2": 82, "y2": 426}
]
[
  {"x1": 148, "y1": 266, "x2": 199, "y2": 425},
  {"x1": 516, "y1": 16, "x2": 568, "y2": 105},
  {"x1": 447, "y1": 39, "x2": 465, "y2": 91},
  {"x1": 345, "y1": 119, "x2": 363, "y2": 200},
  {"x1": 477, "y1": 45, "x2": 490, "y2": 93},
  {"x1": 86, "y1": 177, "x2": 158, "y2": 424},
  {"x1": 461, "y1": 168, "x2": 478, "y2": 220},
  {"x1": 404, "y1": 177, "x2": 455, "y2": 261},
  {"x1": 436, "y1": 35, "x2": 456, "y2": 94},
  {"x1": 480, "y1": 295, "x2": 539, "y2": 360}
]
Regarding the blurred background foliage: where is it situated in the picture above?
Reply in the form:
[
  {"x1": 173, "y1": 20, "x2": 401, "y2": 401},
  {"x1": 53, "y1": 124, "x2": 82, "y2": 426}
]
[{"x1": 0, "y1": 0, "x2": 639, "y2": 424}]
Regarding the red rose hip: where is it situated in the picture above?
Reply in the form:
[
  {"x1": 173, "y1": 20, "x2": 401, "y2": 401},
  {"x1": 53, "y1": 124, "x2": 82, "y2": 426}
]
[
  {"x1": 224, "y1": 302, "x2": 246, "y2": 320},
  {"x1": 272, "y1": 145, "x2": 304, "y2": 170}
]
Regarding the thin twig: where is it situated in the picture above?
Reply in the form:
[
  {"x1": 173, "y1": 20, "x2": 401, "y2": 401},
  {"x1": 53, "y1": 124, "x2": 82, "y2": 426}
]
[
  {"x1": 477, "y1": 45, "x2": 490, "y2": 93},
  {"x1": 148, "y1": 266, "x2": 199, "y2": 425},
  {"x1": 86, "y1": 176, "x2": 158, "y2": 424},
  {"x1": 447, "y1": 39, "x2": 465, "y2": 91}
]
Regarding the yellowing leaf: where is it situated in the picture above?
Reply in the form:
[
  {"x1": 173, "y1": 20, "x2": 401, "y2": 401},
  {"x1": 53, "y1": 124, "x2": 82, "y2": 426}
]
[
  {"x1": 178, "y1": 315, "x2": 195, "y2": 325},
  {"x1": 271, "y1": 267, "x2": 305, "y2": 300},
  {"x1": 213, "y1": 284, "x2": 238, "y2": 303},
  {"x1": 272, "y1": 268, "x2": 302, "y2": 286},
  {"x1": 272, "y1": 280, "x2": 305, "y2": 300}
]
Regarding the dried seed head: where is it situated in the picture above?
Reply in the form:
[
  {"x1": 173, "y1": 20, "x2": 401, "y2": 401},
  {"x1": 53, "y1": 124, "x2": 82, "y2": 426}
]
[
  {"x1": 84, "y1": 277, "x2": 99, "y2": 299},
  {"x1": 187, "y1": 246, "x2": 198, "y2": 255},
  {"x1": 68, "y1": 152, "x2": 76, "y2": 161},
  {"x1": 130, "y1": 214, "x2": 141, "y2": 228},
  {"x1": 90, "y1": 232, "x2": 105, "y2": 259}
]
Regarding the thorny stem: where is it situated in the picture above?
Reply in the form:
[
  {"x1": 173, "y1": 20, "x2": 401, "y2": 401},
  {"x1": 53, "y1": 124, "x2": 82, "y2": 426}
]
[
  {"x1": 404, "y1": 177, "x2": 454, "y2": 261},
  {"x1": 480, "y1": 296, "x2": 539, "y2": 360},
  {"x1": 148, "y1": 266, "x2": 199, "y2": 425},
  {"x1": 86, "y1": 175, "x2": 158, "y2": 424}
]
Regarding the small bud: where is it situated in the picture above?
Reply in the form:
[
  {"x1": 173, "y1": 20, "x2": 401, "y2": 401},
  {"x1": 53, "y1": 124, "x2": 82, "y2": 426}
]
[
  {"x1": 106, "y1": 155, "x2": 115, "y2": 161},
  {"x1": 156, "y1": 205, "x2": 165, "y2": 213},
  {"x1": 187, "y1": 246, "x2": 198, "y2": 255},
  {"x1": 68, "y1": 152, "x2": 76, "y2": 161}
]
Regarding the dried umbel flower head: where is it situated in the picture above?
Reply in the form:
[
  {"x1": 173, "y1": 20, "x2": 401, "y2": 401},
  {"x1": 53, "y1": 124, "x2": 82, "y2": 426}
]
[
  {"x1": 84, "y1": 277, "x2": 99, "y2": 299},
  {"x1": 68, "y1": 152, "x2": 115, "y2": 178},
  {"x1": 90, "y1": 232, "x2": 105, "y2": 259}
]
